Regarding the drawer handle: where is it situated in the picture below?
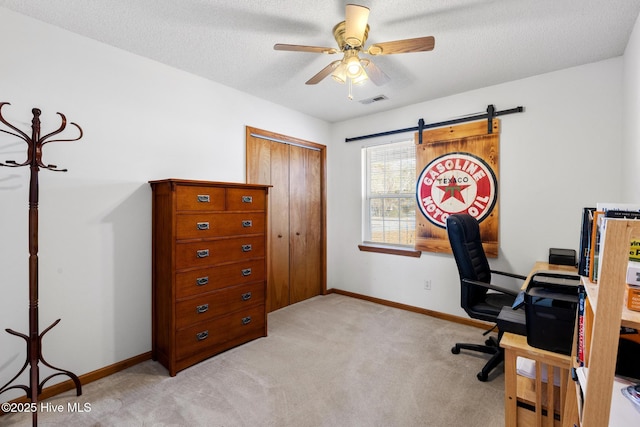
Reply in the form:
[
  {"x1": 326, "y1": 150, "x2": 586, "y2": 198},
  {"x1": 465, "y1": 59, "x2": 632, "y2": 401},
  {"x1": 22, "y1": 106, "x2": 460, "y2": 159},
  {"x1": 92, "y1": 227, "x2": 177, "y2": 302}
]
[
  {"x1": 196, "y1": 276, "x2": 209, "y2": 286},
  {"x1": 196, "y1": 304, "x2": 209, "y2": 314},
  {"x1": 242, "y1": 196, "x2": 253, "y2": 203},
  {"x1": 241, "y1": 245, "x2": 252, "y2": 252},
  {"x1": 196, "y1": 330, "x2": 209, "y2": 341},
  {"x1": 197, "y1": 195, "x2": 210, "y2": 203},
  {"x1": 196, "y1": 249, "x2": 209, "y2": 258},
  {"x1": 242, "y1": 220, "x2": 253, "y2": 228},
  {"x1": 197, "y1": 222, "x2": 210, "y2": 230},
  {"x1": 241, "y1": 292, "x2": 252, "y2": 301},
  {"x1": 241, "y1": 268, "x2": 252, "y2": 276},
  {"x1": 241, "y1": 316, "x2": 251, "y2": 325}
]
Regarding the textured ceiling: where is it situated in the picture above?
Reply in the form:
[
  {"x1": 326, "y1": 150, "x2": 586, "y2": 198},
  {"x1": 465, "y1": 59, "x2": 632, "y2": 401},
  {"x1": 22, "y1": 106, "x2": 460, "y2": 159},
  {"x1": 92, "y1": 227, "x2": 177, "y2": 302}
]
[{"x1": 1, "y1": 0, "x2": 639, "y2": 123}]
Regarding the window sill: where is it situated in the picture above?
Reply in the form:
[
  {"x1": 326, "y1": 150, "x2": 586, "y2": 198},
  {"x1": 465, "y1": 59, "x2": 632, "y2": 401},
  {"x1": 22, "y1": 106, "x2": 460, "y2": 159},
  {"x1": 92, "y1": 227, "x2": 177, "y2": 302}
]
[{"x1": 358, "y1": 243, "x2": 422, "y2": 258}]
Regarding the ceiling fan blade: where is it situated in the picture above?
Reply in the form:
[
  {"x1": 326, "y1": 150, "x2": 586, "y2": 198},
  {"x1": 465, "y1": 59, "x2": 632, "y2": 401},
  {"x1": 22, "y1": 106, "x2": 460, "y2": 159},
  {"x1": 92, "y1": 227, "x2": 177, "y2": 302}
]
[
  {"x1": 306, "y1": 60, "x2": 342, "y2": 85},
  {"x1": 361, "y1": 60, "x2": 390, "y2": 86},
  {"x1": 345, "y1": 4, "x2": 370, "y2": 47},
  {"x1": 274, "y1": 44, "x2": 338, "y2": 54},
  {"x1": 367, "y1": 36, "x2": 435, "y2": 55}
]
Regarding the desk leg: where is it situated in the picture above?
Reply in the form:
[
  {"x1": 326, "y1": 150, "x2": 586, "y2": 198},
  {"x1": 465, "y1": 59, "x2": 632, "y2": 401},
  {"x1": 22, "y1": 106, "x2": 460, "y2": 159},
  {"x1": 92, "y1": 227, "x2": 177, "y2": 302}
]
[
  {"x1": 546, "y1": 363, "x2": 555, "y2": 427},
  {"x1": 535, "y1": 362, "x2": 543, "y2": 426},
  {"x1": 562, "y1": 375, "x2": 579, "y2": 427},
  {"x1": 504, "y1": 348, "x2": 518, "y2": 426}
]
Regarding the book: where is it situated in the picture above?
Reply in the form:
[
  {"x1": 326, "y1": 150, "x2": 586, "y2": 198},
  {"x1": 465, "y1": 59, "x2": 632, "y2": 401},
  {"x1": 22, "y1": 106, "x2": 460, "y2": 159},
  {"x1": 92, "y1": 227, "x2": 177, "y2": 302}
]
[
  {"x1": 589, "y1": 211, "x2": 603, "y2": 283},
  {"x1": 577, "y1": 285, "x2": 586, "y2": 366},
  {"x1": 597, "y1": 203, "x2": 640, "y2": 214},
  {"x1": 592, "y1": 204, "x2": 640, "y2": 283},
  {"x1": 627, "y1": 284, "x2": 640, "y2": 312},
  {"x1": 632, "y1": 240, "x2": 640, "y2": 263},
  {"x1": 604, "y1": 210, "x2": 640, "y2": 220},
  {"x1": 578, "y1": 207, "x2": 596, "y2": 277}
]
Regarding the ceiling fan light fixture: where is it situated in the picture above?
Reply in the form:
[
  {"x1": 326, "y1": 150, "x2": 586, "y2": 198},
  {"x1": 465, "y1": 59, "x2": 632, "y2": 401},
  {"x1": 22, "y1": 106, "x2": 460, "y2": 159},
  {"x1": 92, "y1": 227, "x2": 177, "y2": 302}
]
[
  {"x1": 331, "y1": 64, "x2": 347, "y2": 83},
  {"x1": 274, "y1": 4, "x2": 434, "y2": 95},
  {"x1": 351, "y1": 71, "x2": 369, "y2": 86},
  {"x1": 345, "y1": 55, "x2": 364, "y2": 78}
]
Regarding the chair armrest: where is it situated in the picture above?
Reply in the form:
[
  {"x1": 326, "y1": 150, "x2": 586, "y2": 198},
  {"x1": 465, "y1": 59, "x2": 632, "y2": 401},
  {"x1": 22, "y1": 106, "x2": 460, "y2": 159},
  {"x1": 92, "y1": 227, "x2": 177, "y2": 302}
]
[
  {"x1": 462, "y1": 278, "x2": 520, "y2": 297},
  {"x1": 490, "y1": 269, "x2": 527, "y2": 280}
]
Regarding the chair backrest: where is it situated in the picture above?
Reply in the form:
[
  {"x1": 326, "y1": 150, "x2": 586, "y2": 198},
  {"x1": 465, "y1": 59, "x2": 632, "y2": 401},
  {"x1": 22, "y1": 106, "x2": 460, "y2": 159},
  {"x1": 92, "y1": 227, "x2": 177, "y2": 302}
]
[{"x1": 446, "y1": 213, "x2": 492, "y2": 316}]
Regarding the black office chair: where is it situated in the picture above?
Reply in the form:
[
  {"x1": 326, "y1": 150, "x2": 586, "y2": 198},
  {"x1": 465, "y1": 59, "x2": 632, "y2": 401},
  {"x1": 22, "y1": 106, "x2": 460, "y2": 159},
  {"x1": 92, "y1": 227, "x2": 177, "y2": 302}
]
[{"x1": 446, "y1": 213, "x2": 527, "y2": 381}]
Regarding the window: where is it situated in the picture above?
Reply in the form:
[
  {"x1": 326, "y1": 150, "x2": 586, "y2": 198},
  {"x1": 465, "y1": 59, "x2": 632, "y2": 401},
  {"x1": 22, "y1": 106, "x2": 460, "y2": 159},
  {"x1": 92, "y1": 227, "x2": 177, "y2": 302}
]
[{"x1": 362, "y1": 139, "x2": 416, "y2": 247}]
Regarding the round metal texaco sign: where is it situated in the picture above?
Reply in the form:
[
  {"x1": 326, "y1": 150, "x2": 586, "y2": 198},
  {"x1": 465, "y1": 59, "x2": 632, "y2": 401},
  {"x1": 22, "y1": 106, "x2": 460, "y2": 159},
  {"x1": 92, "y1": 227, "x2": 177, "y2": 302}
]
[{"x1": 416, "y1": 152, "x2": 498, "y2": 228}]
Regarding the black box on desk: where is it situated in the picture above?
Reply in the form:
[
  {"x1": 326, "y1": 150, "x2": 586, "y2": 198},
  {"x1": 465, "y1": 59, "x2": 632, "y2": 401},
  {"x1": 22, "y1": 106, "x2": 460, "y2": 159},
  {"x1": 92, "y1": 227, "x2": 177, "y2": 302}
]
[
  {"x1": 548, "y1": 248, "x2": 576, "y2": 266},
  {"x1": 525, "y1": 271, "x2": 581, "y2": 355}
]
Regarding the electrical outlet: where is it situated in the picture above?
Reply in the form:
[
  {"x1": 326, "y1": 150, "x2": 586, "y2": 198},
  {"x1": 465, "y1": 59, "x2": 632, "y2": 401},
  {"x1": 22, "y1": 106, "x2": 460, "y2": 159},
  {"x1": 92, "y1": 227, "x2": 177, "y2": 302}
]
[{"x1": 424, "y1": 280, "x2": 431, "y2": 290}]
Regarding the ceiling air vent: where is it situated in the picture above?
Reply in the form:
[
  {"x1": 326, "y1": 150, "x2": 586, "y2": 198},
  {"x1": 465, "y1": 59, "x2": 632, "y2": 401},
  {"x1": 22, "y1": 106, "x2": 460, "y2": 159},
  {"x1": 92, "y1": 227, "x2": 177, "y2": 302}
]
[{"x1": 359, "y1": 95, "x2": 388, "y2": 105}]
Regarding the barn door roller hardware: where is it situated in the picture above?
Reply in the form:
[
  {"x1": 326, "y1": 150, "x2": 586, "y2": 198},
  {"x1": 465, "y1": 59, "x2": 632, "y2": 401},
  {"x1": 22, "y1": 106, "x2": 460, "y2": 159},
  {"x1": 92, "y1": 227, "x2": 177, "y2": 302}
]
[{"x1": 345, "y1": 104, "x2": 524, "y2": 143}]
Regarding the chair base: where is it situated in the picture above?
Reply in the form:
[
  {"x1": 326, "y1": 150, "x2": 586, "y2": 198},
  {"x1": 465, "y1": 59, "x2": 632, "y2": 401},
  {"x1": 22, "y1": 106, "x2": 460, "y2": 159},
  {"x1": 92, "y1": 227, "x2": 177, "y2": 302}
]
[{"x1": 451, "y1": 337, "x2": 504, "y2": 382}]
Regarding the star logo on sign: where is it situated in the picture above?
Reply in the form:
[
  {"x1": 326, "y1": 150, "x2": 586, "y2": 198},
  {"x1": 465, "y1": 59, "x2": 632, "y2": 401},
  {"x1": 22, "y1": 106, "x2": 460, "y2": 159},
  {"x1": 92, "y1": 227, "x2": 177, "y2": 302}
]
[{"x1": 437, "y1": 176, "x2": 470, "y2": 203}]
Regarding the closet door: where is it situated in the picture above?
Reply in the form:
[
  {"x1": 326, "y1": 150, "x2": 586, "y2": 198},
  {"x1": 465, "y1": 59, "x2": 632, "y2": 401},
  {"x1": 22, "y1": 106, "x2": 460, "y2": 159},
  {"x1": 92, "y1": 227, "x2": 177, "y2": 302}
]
[
  {"x1": 268, "y1": 141, "x2": 291, "y2": 311},
  {"x1": 246, "y1": 127, "x2": 325, "y2": 312},
  {"x1": 289, "y1": 145, "x2": 322, "y2": 303},
  {"x1": 246, "y1": 135, "x2": 290, "y2": 312}
]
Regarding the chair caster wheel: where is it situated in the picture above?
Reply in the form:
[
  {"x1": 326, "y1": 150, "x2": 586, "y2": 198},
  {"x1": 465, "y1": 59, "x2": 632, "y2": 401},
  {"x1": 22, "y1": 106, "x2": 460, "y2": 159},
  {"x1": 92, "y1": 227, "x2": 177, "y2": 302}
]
[
  {"x1": 451, "y1": 346, "x2": 460, "y2": 354},
  {"x1": 485, "y1": 339, "x2": 495, "y2": 347},
  {"x1": 477, "y1": 372, "x2": 488, "y2": 382}
]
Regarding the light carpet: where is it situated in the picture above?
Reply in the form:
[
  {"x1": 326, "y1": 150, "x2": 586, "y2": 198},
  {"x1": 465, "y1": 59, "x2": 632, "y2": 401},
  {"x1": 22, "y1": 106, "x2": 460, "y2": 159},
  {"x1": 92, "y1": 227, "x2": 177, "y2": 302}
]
[{"x1": 3, "y1": 294, "x2": 505, "y2": 426}]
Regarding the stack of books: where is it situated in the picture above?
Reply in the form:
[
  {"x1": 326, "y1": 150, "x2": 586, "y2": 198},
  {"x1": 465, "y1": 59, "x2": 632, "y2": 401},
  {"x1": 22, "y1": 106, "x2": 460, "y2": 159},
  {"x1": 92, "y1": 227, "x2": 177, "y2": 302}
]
[{"x1": 578, "y1": 203, "x2": 640, "y2": 289}]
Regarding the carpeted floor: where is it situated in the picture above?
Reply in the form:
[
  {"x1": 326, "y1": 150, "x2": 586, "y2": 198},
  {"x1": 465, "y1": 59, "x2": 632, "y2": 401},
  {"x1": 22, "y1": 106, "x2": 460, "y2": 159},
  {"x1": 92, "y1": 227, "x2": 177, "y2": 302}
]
[{"x1": 2, "y1": 294, "x2": 505, "y2": 426}]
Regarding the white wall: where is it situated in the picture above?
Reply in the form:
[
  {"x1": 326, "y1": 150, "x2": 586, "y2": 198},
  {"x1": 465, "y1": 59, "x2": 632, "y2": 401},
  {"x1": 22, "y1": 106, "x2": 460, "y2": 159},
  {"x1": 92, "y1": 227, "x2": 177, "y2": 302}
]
[
  {"x1": 0, "y1": 8, "x2": 329, "y2": 400},
  {"x1": 623, "y1": 12, "x2": 640, "y2": 201},
  {"x1": 328, "y1": 58, "x2": 624, "y2": 317}
]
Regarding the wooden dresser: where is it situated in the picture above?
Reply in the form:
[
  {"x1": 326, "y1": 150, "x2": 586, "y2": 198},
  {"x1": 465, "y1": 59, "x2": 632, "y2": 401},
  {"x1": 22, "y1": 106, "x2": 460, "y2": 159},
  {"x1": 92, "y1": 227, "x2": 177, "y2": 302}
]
[{"x1": 149, "y1": 179, "x2": 270, "y2": 376}]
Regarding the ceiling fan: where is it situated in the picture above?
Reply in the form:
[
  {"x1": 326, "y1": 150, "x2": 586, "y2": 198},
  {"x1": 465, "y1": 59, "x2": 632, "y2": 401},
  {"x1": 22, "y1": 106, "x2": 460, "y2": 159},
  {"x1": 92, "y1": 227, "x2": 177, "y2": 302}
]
[{"x1": 274, "y1": 4, "x2": 435, "y2": 99}]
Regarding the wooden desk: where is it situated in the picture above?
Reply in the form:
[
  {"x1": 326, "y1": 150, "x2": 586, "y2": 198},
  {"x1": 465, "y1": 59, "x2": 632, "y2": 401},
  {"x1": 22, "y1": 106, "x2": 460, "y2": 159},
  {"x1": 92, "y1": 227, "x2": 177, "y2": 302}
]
[
  {"x1": 523, "y1": 261, "x2": 577, "y2": 289},
  {"x1": 501, "y1": 262, "x2": 577, "y2": 427}
]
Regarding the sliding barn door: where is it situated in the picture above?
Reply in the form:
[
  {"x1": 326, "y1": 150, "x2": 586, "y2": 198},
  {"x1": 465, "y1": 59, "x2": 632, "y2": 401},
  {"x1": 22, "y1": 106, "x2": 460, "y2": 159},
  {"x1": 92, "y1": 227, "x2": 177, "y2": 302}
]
[{"x1": 415, "y1": 119, "x2": 500, "y2": 256}]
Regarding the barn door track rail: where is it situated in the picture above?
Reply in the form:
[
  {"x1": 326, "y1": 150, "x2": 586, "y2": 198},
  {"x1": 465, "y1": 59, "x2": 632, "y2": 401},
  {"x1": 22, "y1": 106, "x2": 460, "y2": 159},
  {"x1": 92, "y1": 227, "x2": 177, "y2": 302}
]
[{"x1": 345, "y1": 104, "x2": 524, "y2": 143}]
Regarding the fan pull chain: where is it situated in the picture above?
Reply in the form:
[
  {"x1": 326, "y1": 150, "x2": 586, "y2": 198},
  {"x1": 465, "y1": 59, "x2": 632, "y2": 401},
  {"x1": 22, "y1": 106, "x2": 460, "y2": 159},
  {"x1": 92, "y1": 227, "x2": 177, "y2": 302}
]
[{"x1": 348, "y1": 77, "x2": 354, "y2": 100}]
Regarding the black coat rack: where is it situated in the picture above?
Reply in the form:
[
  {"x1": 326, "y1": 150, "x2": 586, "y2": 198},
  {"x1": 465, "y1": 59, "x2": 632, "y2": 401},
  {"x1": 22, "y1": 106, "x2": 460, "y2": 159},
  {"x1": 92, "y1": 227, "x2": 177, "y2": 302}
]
[{"x1": 0, "y1": 102, "x2": 83, "y2": 426}]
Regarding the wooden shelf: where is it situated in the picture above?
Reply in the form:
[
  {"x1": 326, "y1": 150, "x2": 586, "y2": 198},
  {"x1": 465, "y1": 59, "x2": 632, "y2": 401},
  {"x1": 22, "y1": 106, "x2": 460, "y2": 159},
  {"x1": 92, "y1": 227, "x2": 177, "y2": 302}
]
[
  {"x1": 575, "y1": 367, "x2": 639, "y2": 426},
  {"x1": 581, "y1": 278, "x2": 640, "y2": 329},
  {"x1": 566, "y1": 219, "x2": 640, "y2": 427}
]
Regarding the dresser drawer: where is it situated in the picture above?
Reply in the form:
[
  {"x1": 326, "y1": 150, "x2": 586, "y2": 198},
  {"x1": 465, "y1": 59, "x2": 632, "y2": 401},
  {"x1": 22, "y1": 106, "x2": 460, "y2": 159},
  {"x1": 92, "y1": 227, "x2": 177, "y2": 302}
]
[
  {"x1": 176, "y1": 212, "x2": 265, "y2": 239},
  {"x1": 226, "y1": 188, "x2": 266, "y2": 211},
  {"x1": 175, "y1": 304, "x2": 265, "y2": 360},
  {"x1": 176, "y1": 186, "x2": 225, "y2": 211},
  {"x1": 175, "y1": 282, "x2": 265, "y2": 328},
  {"x1": 175, "y1": 259, "x2": 265, "y2": 299},
  {"x1": 175, "y1": 235, "x2": 265, "y2": 269}
]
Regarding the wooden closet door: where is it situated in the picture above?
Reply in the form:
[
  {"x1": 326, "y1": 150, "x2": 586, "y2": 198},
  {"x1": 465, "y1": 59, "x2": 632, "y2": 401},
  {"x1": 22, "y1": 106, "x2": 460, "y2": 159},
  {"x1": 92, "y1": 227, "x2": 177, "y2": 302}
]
[
  {"x1": 246, "y1": 126, "x2": 325, "y2": 312},
  {"x1": 289, "y1": 145, "x2": 322, "y2": 304},
  {"x1": 268, "y1": 142, "x2": 291, "y2": 311},
  {"x1": 246, "y1": 135, "x2": 290, "y2": 312}
]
